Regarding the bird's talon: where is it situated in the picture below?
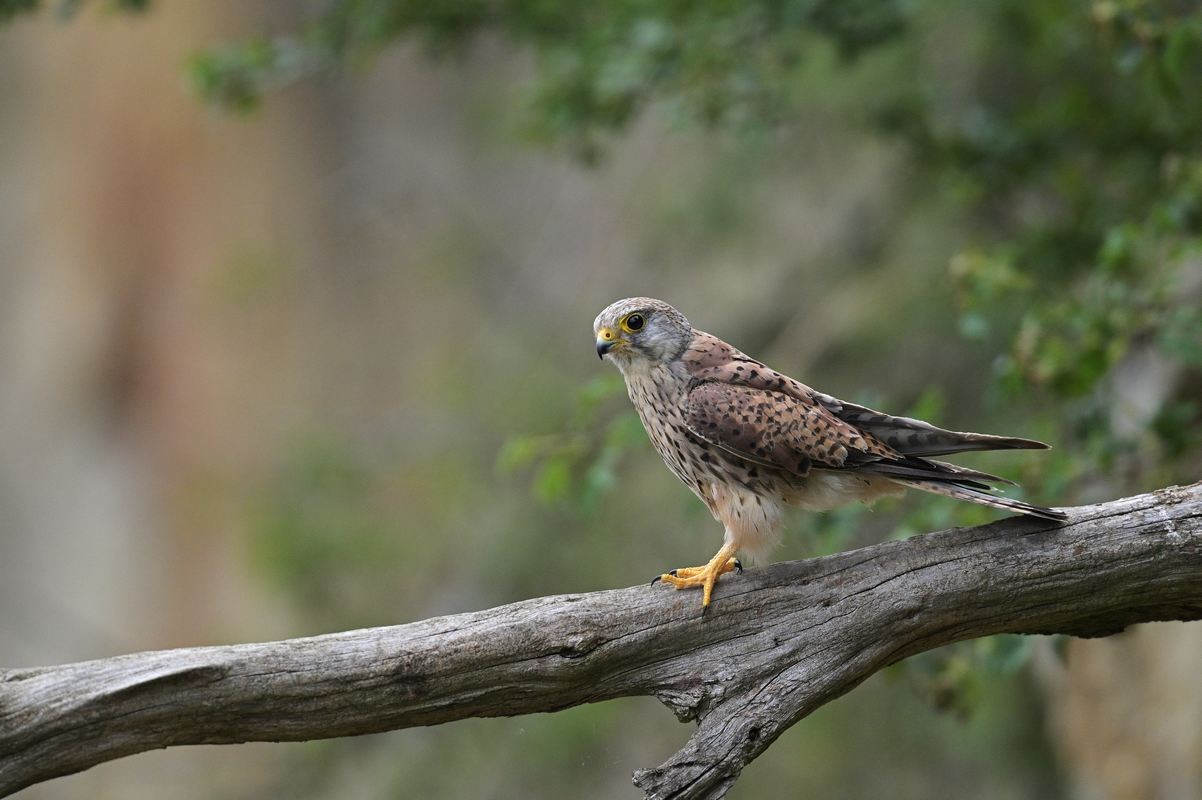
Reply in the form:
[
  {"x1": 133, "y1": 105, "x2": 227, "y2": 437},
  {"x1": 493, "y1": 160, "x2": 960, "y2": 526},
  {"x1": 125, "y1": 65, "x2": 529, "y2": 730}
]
[
  {"x1": 650, "y1": 550, "x2": 740, "y2": 606},
  {"x1": 734, "y1": 559, "x2": 743, "y2": 574}
]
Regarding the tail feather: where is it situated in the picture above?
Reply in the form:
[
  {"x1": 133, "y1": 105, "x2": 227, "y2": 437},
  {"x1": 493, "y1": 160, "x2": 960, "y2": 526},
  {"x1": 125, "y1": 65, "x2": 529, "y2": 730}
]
[
  {"x1": 813, "y1": 392, "x2": 1052, "y2": 457},
  {"x1": 901, "y1": 479, "x2": 1067, "y2": 521},
  {"x1": 861, "y1": 458, "x2": 1017, "y2": 489}
]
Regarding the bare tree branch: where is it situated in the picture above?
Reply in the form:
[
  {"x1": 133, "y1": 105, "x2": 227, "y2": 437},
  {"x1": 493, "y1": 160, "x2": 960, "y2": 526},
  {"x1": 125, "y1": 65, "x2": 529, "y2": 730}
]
[{"x1": 2, "y1": 483, "x2": 1201, "y2": 798}]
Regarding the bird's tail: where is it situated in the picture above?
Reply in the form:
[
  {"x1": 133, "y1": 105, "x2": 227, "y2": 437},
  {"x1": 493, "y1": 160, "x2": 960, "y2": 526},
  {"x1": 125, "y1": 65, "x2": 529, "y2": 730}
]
[
  {"x1": 899, "y1": 479, "x2": 1068, "y2": 522},
  {"x1": 813, "y1": 392, "x2": 1054, "y2": 457}
]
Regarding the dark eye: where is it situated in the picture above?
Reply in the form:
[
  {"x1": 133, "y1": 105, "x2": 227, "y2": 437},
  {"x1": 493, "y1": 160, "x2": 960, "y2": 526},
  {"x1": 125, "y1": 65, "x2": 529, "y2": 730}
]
[{"x1": 622, "y1": 313, "x2": 645, "y2": 332}]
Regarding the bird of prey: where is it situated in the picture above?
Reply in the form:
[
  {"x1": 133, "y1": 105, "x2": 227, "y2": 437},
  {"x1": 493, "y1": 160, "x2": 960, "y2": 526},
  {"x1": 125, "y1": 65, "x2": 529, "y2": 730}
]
[{"x1": 594, "y1": 297, "x2": 1066, "y2": 608}]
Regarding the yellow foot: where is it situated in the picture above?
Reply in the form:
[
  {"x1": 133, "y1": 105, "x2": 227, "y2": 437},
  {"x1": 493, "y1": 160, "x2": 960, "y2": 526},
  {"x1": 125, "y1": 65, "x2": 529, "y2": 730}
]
[{"x1": 651, "y1": 546, "x2": 742, "y2": 608}]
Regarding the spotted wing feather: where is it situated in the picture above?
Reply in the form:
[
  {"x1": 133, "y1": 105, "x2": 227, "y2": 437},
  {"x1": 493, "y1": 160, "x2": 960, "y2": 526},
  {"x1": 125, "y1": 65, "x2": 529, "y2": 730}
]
[
  {"x1": 677, "y1": 331, "x2": 1067, "y2": 521},
  {"x1": 683, "y1": 381, "x2": 897, "y2": 477},
  {"x1": 681, "y1": 332, "x2": 1051, "y2": 457}
]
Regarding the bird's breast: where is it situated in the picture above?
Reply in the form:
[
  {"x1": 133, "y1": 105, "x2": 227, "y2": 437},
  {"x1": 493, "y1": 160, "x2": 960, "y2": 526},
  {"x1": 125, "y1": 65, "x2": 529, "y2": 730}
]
[{"x1": 624, "y1": 368, "x2": 794, "y2": 509}]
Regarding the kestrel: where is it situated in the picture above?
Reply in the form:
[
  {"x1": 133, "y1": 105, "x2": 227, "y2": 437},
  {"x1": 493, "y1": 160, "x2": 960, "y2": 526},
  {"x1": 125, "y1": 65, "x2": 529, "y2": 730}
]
[{"x1": 594, "y1": 297, "x2": 1065, "y2": 608}]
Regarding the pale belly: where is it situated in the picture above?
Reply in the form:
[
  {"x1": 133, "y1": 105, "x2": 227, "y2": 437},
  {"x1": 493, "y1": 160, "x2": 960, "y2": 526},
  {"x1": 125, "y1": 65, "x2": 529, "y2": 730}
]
[
  {"x1": 783, "y1": 469, "x2": 905, "y2": 512},
  {"x1": 697, "y1": 469, "x2": 904, "y2": 562}
]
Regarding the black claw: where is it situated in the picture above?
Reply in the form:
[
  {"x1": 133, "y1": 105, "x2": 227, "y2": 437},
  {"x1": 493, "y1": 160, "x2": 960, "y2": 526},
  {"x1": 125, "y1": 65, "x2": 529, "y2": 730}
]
[
  {"x1": 734, "y1": 559, "x2": 743, "y2": 574},
  {"x1": 649, "y1": 575, "x2": 662, "y2": 587},
  {"x1": 668, "y1": 569, "x2": 679, "y2": 577}
]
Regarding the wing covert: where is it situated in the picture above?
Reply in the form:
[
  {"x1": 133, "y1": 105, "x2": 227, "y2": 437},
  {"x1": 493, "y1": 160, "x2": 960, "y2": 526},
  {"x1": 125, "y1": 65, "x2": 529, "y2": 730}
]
[{"x1": 684, "y1": 382, "x2": 889, "y2": 475}]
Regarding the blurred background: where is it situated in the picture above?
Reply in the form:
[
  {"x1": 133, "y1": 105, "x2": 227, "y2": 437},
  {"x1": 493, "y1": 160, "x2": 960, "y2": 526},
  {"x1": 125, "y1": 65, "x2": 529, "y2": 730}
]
[{"x1": 1, "y1": 1, "x2": 1200, "y2": 798}]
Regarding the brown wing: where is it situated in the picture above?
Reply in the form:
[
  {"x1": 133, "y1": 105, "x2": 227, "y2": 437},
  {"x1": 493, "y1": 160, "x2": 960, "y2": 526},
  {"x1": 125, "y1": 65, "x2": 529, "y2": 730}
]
[
  {"x1": 678, "y1": 332, "x2": 1064, "y2": 519},
  {"x1": 682, "y1": 331, "x2": 1051, "y2": 458},
  {"x1": 684, "y1": 381, "x2": 897, "y2": 476},
  {"x1": 679, "y1": 331, "x2": 1039, "y2": 490}
]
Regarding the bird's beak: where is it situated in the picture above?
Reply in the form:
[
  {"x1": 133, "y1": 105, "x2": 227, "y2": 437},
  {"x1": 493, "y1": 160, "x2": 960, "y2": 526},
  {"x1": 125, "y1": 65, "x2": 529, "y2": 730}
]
[{"x1": 596, "y1": 327, "x2": 618, "y2": 359}]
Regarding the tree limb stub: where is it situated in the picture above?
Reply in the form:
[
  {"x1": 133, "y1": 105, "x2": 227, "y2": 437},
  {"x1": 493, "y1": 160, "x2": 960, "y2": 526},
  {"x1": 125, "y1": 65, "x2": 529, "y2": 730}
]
[{"x1": 2, "y1": 483, "x2": 1201, "y2": 798}]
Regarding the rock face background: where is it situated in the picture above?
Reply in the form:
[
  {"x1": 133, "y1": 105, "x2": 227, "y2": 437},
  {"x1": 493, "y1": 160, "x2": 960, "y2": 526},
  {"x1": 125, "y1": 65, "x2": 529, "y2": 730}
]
[{"x1": 1, "y1": 4, "x2": 1198, "y2": 799}]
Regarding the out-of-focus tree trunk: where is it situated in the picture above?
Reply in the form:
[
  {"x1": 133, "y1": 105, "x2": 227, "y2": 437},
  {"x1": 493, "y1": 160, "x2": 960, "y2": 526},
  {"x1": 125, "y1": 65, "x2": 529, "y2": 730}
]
[
  {"x1": 1038, "y1": 625, "x2": 1202, "y2": 800},
  {"x1": 0, "y1": 5, "x2": 320, "y2": 798}
]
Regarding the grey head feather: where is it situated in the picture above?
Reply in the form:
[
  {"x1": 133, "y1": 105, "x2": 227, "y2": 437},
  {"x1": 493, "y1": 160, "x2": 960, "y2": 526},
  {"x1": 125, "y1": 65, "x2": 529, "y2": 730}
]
[{"x1": 594, "y1": 297, "x2": 694, "y2": 367}]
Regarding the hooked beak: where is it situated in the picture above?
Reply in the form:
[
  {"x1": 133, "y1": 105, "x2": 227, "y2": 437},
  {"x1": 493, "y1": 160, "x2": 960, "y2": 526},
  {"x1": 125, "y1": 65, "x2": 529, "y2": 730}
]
[{"x1": 595, "y1": 326, "x2": 619, "y2": 359}]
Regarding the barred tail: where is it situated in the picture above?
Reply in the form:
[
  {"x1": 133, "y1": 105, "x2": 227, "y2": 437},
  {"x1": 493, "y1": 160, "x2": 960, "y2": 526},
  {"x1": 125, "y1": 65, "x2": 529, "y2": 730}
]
[{"x1": 900, "y1": 479, "x2": 1067, "y2": 522}]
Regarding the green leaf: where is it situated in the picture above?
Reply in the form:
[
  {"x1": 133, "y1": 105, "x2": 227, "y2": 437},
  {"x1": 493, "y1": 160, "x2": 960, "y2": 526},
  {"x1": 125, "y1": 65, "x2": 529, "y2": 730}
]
[
  {"x1": 533, "y1": 456, "x2": 573, "y2": 504},
  {"x1": 0, "y1": 0, "x2": 39, "y2": 24},
  {"x1": 1163, "y1": 21, "x2": 1202, "y2": 87},
  {"x1": 1159, "y1": 306, "x2": 1202, "y2": 367},
  {"x1": 495, "y1": 435, "x2": 547, "y2": 474}
]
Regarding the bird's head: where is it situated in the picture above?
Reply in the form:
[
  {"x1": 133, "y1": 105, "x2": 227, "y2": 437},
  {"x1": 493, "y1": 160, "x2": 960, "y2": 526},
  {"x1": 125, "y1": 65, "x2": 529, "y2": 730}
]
[{"x1": 593, "y1": 297, "x2": 693, "y2": 371}]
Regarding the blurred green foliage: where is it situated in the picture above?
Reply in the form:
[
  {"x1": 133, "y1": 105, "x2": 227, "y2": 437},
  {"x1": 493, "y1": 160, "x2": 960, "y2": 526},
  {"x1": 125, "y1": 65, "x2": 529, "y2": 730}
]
[
  {"x1": 247, "y1": 436, "x2": 407, "y2": 621},
  {"x1": 496, "y1": 373, "x2": 646, "y2": 513},
  {"x1": 0, "y1": 0, "x2": 146, "y2": 22},
  {"x1": 897, "y1": 636, "x2": 1035, "y2": 721},
  {"x1": 185, "y1": 0, "x2": 908, "y2": 161},
  {"x1": 0, "y1": 0, "x2": 37, "y2": 23}
]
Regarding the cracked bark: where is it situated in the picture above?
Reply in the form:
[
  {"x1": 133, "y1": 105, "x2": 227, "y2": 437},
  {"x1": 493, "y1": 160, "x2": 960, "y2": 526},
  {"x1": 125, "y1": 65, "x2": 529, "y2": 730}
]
[{"x1": 2, "y1": 482, "x2": 1201, "y2": 799}]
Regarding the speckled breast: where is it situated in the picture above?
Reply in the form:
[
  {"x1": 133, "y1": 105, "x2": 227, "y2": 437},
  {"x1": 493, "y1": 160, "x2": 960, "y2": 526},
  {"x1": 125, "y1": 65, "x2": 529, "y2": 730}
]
[{"x1": 625, "y1": 367, "x2": 791, "y2": 507}]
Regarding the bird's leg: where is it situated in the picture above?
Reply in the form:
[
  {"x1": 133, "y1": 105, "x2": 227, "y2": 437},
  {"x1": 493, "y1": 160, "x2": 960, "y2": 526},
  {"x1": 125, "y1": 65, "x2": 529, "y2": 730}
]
[{"x1": 653, "y1": 542, "x2": 741, "y2": 607}]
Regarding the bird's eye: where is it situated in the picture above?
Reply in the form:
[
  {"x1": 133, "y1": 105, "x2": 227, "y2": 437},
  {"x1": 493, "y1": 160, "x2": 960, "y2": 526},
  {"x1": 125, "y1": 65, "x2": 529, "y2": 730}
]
[{"x1": 622, "y1": 313, "x2": 645, "y2": 333}]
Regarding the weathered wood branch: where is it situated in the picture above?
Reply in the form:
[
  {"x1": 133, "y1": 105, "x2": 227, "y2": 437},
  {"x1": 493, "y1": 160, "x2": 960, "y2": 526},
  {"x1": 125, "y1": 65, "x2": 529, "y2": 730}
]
[{"x1": 3, "y1": 483, "x2": 1201, "y2": 798}]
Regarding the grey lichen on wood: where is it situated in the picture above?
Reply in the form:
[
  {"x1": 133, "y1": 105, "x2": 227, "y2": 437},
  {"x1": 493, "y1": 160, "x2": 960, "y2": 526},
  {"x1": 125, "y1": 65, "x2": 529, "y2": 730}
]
[{"x1": 2, "y1": 483, "x2": 1201, "y2": 799}]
